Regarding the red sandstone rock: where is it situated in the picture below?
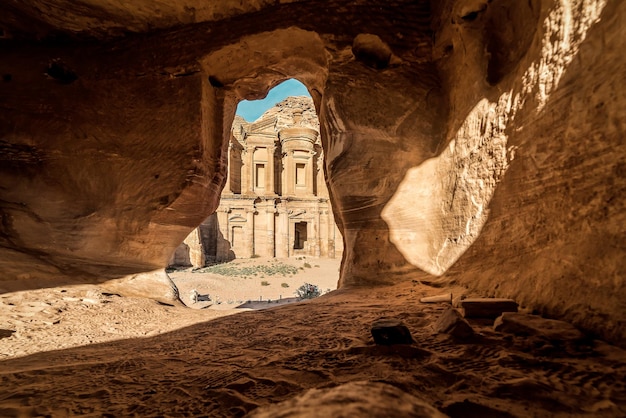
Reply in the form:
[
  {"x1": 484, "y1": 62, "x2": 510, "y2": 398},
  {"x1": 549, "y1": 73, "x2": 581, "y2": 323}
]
[
  {"x1": 435, "y1": 308, "x2": 475, "y2": 339},
  {"x1": 247, "y1": 381, "x2": 449, "y2": 418},
  {"x1": 460, "y1": 298, "x2": 518, "y2": 319},
  {"x1": 494, "y1": 312, "x2": 586, "y2": 342}
]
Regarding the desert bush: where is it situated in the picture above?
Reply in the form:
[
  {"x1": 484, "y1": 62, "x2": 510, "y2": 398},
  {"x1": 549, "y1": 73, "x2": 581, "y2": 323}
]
[
  {"x1": 261, "y1": 280, "x2": 270, "y2": 286},
  {"x1": 295, "y1": 283, "x2": 321, "y2": 300},
  {"x1": 281, "y1": 283, "x2": 289, "y2": 288},
  {"x1": 303, "y1": 262, "x2": 311, "y2": 268}
]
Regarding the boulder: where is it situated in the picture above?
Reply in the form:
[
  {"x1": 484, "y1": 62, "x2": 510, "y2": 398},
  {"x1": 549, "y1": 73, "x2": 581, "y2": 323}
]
[
  {"x1": 461, "y1": 298, "x2": 518, "y2": 319},
  {"x1": 435, "y1": 308, "x2": 475, "y2": 339},
  {"x1": 102, "y1": 270, "x2": 180, "y2": 305},
  {"x1": 371, "y1": 318, "x2": 414, "y2": 345},
  {"x1": 494, "y1": 313, "x2": 585, "y2": 342}
]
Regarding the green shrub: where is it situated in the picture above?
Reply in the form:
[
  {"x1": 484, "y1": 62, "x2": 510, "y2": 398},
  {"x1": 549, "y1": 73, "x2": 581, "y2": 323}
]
[{"x1": 296, "y1": 283, "x2": 321, "y2": 300}]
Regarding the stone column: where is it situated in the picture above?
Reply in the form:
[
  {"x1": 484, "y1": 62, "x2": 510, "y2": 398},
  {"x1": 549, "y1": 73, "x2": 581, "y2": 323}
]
[
  {"x1": 326, "y1": 209, "x2": 334, "y2": 258},
  {"x1": 284, "y1": 209, "x2": 291, "y2": 257},
  {"x1": 246, "y1": 208, "x2": 255, "y2": 257},
  {"x1": 266, "y1": 208, "x2": 276, "y2": 257},
  {"x1": 307, "y1": 150, "x2": 316, "y2": 195},
  {"x1": 240, "y1": 148, "x2": 249, "y2": 195},
  {"x1": 313, "y1": 204, "x2": 321, "y2": 257},
  {"x1": 247, "y1": 146, "x2": 255, "y2": 194},
  {"x1": 276, "y1": 208, "x2": 289, "y2": 258},
  {"x1": 224, "y1": 142, "x2": 233, "y2": 194},
  {"x1": 184, "y1": 224, "x2": 210, "y2": 268},
  {"x1": 216, "y1": 207, "x2": 230, "y2": 262},
  {"x1": 285, "y1": 150, "x2": 294, "y2": 196},
  {"x1": 266, "y1": 145, "x2": 275, "y2": 195}
]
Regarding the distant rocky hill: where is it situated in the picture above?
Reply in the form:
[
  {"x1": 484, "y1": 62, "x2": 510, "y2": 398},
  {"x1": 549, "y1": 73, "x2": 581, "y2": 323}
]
[{"x1": 234, "y1": 96, "x2": 319, "y2": 136}]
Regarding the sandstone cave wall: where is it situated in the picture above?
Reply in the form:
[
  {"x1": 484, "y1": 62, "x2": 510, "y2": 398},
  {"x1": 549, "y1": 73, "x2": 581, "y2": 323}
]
[
  {"x1": 0, "y1": 44, "x2": 224, "y2": 290},
  {"x1": 317, "y1": 0, "x2": 625, "y2": 346},
  {"x1": 428, "y1": 0, "x2": 626, "y2": 345}
]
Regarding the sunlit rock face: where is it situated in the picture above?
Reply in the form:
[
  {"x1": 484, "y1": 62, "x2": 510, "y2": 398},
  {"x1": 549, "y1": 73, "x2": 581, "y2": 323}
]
[
  {"x1": 0, "y1": 0, "x2": 624, "y2": 345},
  {"x1": 428, "y1": 0, "x2": 625, "y2": 346}
]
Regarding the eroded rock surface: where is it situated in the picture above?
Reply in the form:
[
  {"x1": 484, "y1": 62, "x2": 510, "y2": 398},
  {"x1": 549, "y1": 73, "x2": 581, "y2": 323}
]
[
  {"x1": 0, "y1": 0, "x2": 624, "y2": 346},
  {"x1": 247, "y1": 381, "x2": 449, "y2": 418}
]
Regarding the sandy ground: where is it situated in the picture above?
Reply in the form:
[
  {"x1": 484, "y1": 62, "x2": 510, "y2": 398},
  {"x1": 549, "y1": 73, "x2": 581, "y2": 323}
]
[
  {"x1": 169, "y1": 257, "x2": 340, "y2": 310},
  {"x1": 0, "y1": 257, "x2": 340, "y2": 360},
  {"x1": 0, "y1": 257, "x2": 625, "y2": 417}
]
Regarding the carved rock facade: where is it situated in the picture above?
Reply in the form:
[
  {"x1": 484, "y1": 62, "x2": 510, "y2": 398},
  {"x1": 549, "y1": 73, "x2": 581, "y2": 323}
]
[{"x1": 170, "y1": 97, "x2": 343, "y2": 267}]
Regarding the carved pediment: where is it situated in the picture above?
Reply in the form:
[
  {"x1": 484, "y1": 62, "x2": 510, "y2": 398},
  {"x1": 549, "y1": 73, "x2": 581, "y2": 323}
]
[{"x1": 288, "y1": 209, "x2": 307, "y2": 219}]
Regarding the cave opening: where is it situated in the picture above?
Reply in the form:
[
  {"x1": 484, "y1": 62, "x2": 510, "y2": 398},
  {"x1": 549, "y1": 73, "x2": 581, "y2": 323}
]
[{"x1": 167, "y1": 78, "x2": 342, "y2": 309}]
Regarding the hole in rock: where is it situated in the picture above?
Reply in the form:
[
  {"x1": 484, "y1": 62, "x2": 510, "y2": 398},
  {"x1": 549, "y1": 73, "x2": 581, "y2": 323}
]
[
  {"x1": 45, "y1": 59, "x2": 77, "y2": 84},
  {"x1": 485, "y1": 0, "x2": 540, "y2": 85},
  {"x1": 461, "y1": 11, "x2": 480, "y2": 22},
  {"x1": 168, "y1": 79, "x2": 343, "y2": 310},
  {"x1": 208, "y1": 75, "x2": 224, "y2": 88}
]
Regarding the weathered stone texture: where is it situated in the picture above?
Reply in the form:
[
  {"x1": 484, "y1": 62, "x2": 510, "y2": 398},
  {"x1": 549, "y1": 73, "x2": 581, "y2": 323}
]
[
  {"x1": 247, "y1": 381, "x2": 448, "y2": 418},
  {"x1": 0, "y1": 0, "x2": 624, "y2": 346},
  {"x1": 435, "y1": 308, "x2": 475, "y2": 340},
  {"x1": 432, "y1": 0, "x2": 626, "y2": 346}
]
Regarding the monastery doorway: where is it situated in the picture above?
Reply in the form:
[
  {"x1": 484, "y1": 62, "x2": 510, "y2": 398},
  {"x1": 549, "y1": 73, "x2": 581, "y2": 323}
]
[{"x1": 294, "y1": 222, "x2": 308, "y2": 250}]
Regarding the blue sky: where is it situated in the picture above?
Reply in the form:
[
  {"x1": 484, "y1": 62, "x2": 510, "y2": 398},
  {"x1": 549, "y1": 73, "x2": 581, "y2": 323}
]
[{"x1": 236, "y1": 78, "x2": 310, "y2": 122}]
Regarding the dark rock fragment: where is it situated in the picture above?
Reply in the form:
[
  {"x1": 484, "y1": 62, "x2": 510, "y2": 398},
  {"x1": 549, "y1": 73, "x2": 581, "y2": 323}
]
[
  {"x1": 0, "y1": 329, "x2": 16, "y2": 339},
  {"x1": 460, "y1": 298, "x2": 518, "y2": 319},
  {"x1": 371, "y1": 318, "x2": 414, "y2": 345}
]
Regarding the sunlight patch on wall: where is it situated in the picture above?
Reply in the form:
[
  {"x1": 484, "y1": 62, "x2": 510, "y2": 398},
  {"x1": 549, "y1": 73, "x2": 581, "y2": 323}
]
[{"x1": 382, "y1": 0, "x2": 607, "y2": 276}]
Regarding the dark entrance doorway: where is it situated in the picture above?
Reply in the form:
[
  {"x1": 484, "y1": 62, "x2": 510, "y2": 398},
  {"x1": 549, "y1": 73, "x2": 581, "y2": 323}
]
[{"x1": 294, "y1": 222, "x2": 307, "y2": 250}]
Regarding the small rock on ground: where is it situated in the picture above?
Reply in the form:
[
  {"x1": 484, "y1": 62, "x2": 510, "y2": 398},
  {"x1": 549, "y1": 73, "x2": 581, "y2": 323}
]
[{"x1": 371, "y1": 318, "x2": 414, "y2": 345}]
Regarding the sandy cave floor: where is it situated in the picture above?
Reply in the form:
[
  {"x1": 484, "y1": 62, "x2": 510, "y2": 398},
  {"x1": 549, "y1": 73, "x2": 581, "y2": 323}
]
[{"x1": 0, "y1": 257, "x2": 625, "y2": 417}]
